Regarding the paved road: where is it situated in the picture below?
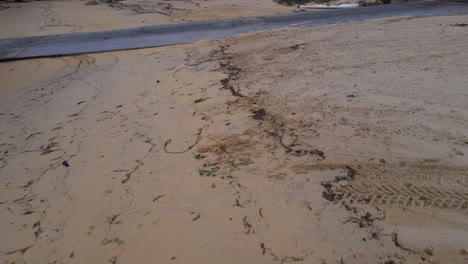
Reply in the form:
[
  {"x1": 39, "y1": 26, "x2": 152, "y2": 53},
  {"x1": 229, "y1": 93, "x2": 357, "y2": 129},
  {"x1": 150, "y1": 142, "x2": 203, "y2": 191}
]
[{"x1": 0, "y1": 0, "x2": 467, "y2": 61}]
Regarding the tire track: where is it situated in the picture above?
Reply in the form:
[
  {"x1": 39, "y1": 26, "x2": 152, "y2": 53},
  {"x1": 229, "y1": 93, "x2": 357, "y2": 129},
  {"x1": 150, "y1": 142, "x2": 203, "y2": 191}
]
[{"x1": 335, "y1": 164, "x2": 468, "y2": 209}]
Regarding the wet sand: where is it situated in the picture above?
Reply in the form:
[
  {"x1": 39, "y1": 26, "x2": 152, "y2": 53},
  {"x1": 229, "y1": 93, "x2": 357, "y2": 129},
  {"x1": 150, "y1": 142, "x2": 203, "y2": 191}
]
[
  {"x1": 0, "y1": 0, "x2": 379, "y2": 39},
  {"x1": 0, "y1": 0, "x2": 294, "y2": 39}
]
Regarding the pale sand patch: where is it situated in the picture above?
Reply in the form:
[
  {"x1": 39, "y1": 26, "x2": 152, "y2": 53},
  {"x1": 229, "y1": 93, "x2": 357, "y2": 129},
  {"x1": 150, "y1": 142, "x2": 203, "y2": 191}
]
[{"x1": 0, "y1": 14, "x2": 467, "y2": 264}]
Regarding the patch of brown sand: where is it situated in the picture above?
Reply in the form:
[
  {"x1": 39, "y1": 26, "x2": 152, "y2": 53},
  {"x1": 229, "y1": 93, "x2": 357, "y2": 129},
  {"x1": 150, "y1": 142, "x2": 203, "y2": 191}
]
[{"x1": 1, "y1": 14, "x2": 468, "y2": 264}]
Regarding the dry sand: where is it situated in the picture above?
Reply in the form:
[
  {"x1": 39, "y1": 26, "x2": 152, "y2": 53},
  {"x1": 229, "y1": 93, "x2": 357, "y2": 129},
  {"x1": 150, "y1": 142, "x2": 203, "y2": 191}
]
[{"x1": 0, "y1": 13, "x2": 468, "y2": 264}]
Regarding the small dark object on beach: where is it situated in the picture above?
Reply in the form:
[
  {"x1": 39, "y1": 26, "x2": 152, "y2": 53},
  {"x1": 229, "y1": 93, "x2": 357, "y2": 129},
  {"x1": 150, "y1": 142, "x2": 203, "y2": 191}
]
[
  {"x1": 277, "y1": 0, "x2": 318, "y2": 6},
  {"x1": 62, "y1": 160, "x2": 70, "y2": 167}
]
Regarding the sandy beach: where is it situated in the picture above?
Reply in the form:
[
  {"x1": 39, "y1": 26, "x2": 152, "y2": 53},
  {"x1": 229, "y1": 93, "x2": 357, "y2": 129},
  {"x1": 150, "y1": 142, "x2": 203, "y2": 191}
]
[
  {"x1": 0, "y1": 0, "x2": 296, "y2": 39},
  {"x1": 0, "y1": 2, "x2": 467, "y2": 264},
  {"x1": 0, "y1": 0, "x2": 383, "y2": 39}
]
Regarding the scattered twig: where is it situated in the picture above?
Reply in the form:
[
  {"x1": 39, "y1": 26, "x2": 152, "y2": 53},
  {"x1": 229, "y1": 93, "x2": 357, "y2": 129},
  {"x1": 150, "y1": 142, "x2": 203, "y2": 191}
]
[
  {"x1": 164, "y1": 126, "x2": 205, "y2": 154},
  {"x1": 234, "y1": 198, "x2": 244, "y2": 208},
  {"x1": 19, "y1": 180, "x2": 34, "y2": 189},
  {"x1": 152, "y1": 195, "x2": 164, "y2": 202},
  {"x1": 4, "y1": 245, "x2": 33, "y2": 255},
  {"x1": 107, "y1": 214, "x2": 122, "y2": 225},
  {"x1": 33, "y1": 221, "x2": 42, "y2": 240},
  {"x1": 391, "y1": 232, "x2": 416, "y2": 254},
  {"x1": 194, "y1": 97, "x2": 209, "y2": 104},
  {"x1": 172, "y1": 66, "x2": 188, "y2": 78},
  {"x1": 243, "y1": 216, "x2": 254, "y2": 234},
  {"x1": 26, "y1": 132, "x2": 41, "y2": 140},
  {"x1": 260, "y1": 243, "x2": 266, "y2": 255},
  {"x1": 121, "y1": 159, "x2": 144, "y2": 184},
  {"x1": 192, "y1": 213, "x2": 201, "y2": 221},
  {"x1": 13, "y1": 194, "x2": 37, "y2": 203}
]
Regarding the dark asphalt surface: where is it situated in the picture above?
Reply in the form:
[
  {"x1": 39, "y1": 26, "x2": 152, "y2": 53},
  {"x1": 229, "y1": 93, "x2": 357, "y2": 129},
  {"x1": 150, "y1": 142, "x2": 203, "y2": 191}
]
[{"x1": 0, "y1": 0, "x2": 467, "y2": 61}]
